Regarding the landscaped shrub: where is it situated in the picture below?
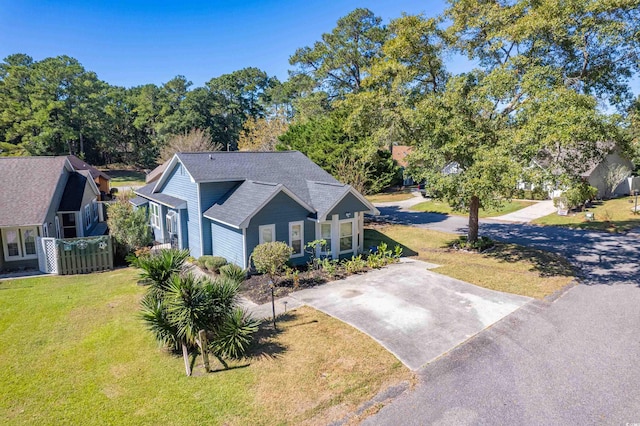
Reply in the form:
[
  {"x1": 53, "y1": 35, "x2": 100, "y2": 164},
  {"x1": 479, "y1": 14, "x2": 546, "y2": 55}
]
[
  {"x1": 343, "y1": 255, "x2": 367, "y2": 274},
  {"x1": 220, "y1": 263, "x2": 246, "y2": 283},
  {"x1": 107, "y1": 198, "x2": 153, "y2": 262},
  {"x1": 251, "y1": 242, "x2": 294, "y2": 278},
  {"x1": 197, "y1": 255, "x2": 228, "y2": 273},
  {"x1": 563, "y1": 183, "x2": 598, "y2": 211}
]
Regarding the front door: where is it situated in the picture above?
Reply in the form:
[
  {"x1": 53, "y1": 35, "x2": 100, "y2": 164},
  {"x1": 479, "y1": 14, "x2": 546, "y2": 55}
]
[
  {"x1": 61, "y1": 213, "x2": 77, "y2": 238},
  {"x1": 166, "y1": 211, "x2": 179, "y2": 249}
]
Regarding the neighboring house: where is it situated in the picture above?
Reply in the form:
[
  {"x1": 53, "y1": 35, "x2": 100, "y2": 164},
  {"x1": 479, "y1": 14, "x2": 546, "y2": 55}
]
[
  {"x1": 520, "y1": 144, "x2": 635, "y2": 198},
  {"x1": 132, "y1": 151, "x2": 379, "y2": 268},
  {"x1": 67, "y1": 155, "x2": 112, "y2": 200},
  {"x1": 0, "y1": 156, "x2": 107, "y2": 272},
  {"x1": 145, "y1": 161, "x2": 169, "y2": 184},
  {"x1": 391, "y1": 145, "x2": 414, "y2": 186}
]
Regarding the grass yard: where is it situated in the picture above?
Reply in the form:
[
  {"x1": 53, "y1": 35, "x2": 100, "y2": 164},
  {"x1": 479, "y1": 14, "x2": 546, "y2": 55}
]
[
  {"x1": 410, "y1": 199, "x2": 535, "y2": 218},
  {"x1": 104, "y1": 169, "x2": 147, "y2": 188},
  {"x1": 0, "y1": 269, "x2": 410, "y2": 425},
  {"x1": 366, "y1": 190, "x2": 416, "y2": 203},
  {"x1": 365, "y1": 225, "x2": 574, "y2": 299},
  {"x1": 532, "y1": 196, "x2": 640, "y2": 232}
]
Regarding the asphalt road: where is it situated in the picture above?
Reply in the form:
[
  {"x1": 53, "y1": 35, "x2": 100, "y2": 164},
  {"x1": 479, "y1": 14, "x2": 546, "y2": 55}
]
[{"x1": 365, "y1": 206, "x2": 640, "y2": 425}]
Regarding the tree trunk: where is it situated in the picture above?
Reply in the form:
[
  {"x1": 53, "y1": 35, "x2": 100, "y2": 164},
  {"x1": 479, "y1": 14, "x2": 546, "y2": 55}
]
[
  {"x1": 197, "y1": 330, "x2": 210, "y2": 373},
  {"x1": 468, "y1": 195, "x2": 480, "y2": 244},
  {"x1": 182, "y1": 342, "x2": 191, "y2": 376}
]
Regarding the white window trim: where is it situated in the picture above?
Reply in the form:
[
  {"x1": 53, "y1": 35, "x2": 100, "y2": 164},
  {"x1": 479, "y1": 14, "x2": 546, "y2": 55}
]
[
  {"x1": 318, "y1": 221, "x2": 332, "y2": 256},
  {"x1": 339, "y1": 219, "x2": 355, "y2": 254},
  {"x1": 288, "y1": 221, "x2": 304, "y2": 258},
  {"x1": 149, "y1": 202, "x2": 161, "y2": 229},
  {"x1": 1, "y1": 227, "x2": 39, "y2": 261},
  {"x1": 259, "y1": 224, "x2": 276, "y2": 244},
  {"x1": 92, "y1": 199, "x2": 99, "y2": 221}
]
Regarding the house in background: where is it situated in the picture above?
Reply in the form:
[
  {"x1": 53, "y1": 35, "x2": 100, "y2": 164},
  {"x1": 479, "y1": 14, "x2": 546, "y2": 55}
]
[
  {"x1": 132, "y1": 151, "x2": 379, "y2": 268},
  {"x1": 391, "y1": 145, "x2": 414, "y2": 186},
  {"x1": 0, "y1": 156, "x2": 106, "y2": 272},
  {"x1": 521, "y1": 143, "x2": 635, "y2": 199},
  {"x1": 67, "y1": 154, "x2": 112, "y2": 200}
]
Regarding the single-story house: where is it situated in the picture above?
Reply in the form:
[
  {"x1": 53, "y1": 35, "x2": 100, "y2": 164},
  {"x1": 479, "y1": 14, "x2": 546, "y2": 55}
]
[
  {"x1": 132, "y1": 151, "x2": 379, "y2": 268},
  {"x1": 67, "y1": 154, "x2": 112, "y2": 200},
  {"x1": 520, "y1": 143, "x2": 635, "y2": 198},
  {"x1": 0, "y1": 156, "x2": 107, "y2": 272}
]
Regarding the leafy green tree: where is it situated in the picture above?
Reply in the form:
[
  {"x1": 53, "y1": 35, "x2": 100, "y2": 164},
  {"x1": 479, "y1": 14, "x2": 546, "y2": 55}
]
[
  {"x1": 106, "y1": 198, "x2": 153, "y2": 257},
  {"x1": 289, "y1": 8, "x2": 388, "y2": 98}
]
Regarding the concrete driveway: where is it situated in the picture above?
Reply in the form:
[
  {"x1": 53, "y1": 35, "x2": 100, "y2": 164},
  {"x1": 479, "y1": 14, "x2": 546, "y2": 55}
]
[{"x1": 290, "y1": 259, "x2": 531, "y2": 370}]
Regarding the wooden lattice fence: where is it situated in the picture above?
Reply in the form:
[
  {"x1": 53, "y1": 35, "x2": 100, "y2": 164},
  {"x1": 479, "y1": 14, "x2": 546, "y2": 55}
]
[{"x1": 39, "y1": 235, "x2": 114, "y2": 275}]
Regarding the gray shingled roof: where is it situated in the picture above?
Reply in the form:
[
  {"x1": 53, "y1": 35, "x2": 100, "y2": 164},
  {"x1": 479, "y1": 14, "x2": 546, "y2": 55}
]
[
  {"x1": 307, "y1": 181, "x2": 351, "y2": 220},
  {"x1": 203, "y1": 181, "x2": 283, "y2": 228},
  {"x1": 0, "y1": 156, "x2": 70, "y2": 227},
  {"x1": 67, "y1": 155, "x2": 111, "y2": 181},
  {"x1": 172, "y1": 151, "x2": 341, "y2": 206},
  {"x1": 129, "y1": 196, "x2": 149, "y2": 207},
  {"x1": 140, "y1": 151, "x2": 378, "y2": 228},
  {"x1": 136, "y1": 183, "x2": 187, "y2": 209}
]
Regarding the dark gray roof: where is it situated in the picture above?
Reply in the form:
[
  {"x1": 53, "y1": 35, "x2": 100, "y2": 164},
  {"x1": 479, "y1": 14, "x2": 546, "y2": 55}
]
[
  {"x1": 173, "y1": 151, "x2": 341, "y2": 206},
  {"x1": 307, "y1": 181, "x2": 351, "y2": 220},
  {"x1": 58, "y1": 172, "x2": 88, "y2": 211},
  {"x1": 0, "y1": 156, "x2": 70, "y2": 226},
  {"x1": 67, "y1": 155, "x2": 111, "y2": 181},
  {"x1": 203, "y1": 181, "x2": 283, "y2": 227},
  {"x1": 141, "y1": 151, "x2": 378, "y2": 228},
  {"x1": 135, "y1": 183, "x2": 187, "y2": 209},
  {"x1": 129, "y1": 196, "x2": 149, "y2": 207}
]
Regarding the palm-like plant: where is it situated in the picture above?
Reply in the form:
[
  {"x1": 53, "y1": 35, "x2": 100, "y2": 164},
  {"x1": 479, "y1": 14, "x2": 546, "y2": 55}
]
[
  {"x1": 136, "y1": 265, "x2": 260, "y2": 376},
  {"x1": 129, "y1": 249, "x2": 189, "y2": 298}
]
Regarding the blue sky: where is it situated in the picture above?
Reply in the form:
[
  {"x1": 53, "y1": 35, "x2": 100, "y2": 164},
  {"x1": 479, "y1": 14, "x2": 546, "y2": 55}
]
[
  {"x1": 0, "y1": 1, "x2": 455, "y2": 88},
  {"x1": 0, "y1": 1, "x2": 637, "y2": 98}
]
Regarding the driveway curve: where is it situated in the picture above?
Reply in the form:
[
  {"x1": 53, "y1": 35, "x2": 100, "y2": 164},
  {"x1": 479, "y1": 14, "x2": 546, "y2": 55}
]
[{"x1": 365, "y1": 200, "x2": 640, "y2": 425}]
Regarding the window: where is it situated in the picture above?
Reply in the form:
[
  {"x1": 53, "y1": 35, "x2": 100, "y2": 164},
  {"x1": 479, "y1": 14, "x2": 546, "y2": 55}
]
[
  {"x1": 92, "y1": 201, "x2": 99, "y2": 221},
  {"x1": 23, "y1": 228, "x2": 37, "y2": 255},
  {"x1": 1, "y1": 227, "x2": 38, "y2": 260},
  {"x1": 339, "y1": 221, "x2": 354, "y2": 253},
  {"x1": 3, "y1": 229, "x2": 20, "y2": 258},
  {"x1": 320, "y1": 222, "x2": 332, "y2": 254},
  {"x1": 289, "y1": 221, "x2": 303, "y2": 257},
  {"x1": 84, "y1": 205, "x2": 91, "y2": 229},
  {"x1": 259, "y1": 224, "x2": 275, "y2": 244},
  {"x1": 166, "y1": 211, "x2": 178, "y2": 235},
  {"x1": 149, "y1": 203, "x2": 161, "y2": 229}
]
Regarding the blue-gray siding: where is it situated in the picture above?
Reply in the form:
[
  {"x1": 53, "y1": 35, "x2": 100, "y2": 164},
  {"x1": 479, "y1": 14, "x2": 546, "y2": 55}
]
[
  {"x1": 158, "y1": 162, "x2": 199, "y2": 255},
  {"x1": 245, "y1": 192, "x2": 315, "y2": 266},
  {"x1": 327, "y1": 192, "x2": 370, "y2": 220},
  {"x1": 199, "y1": 181, "x2": 239, "y2": 255},
  {"x1": 210, "y1": 222, "x2": 244, "y2": 267}
]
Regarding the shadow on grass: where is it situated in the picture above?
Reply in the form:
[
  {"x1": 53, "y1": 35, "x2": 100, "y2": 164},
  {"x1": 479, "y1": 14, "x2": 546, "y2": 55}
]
[
  {"x1": 244, "y1": 312, "x2": 303, "y2": 360},
  {"x1": 556, "y1": 219, "x2": 640, "y2": 233},
  {"x1": 363, "y1": 229, "x2": 418, "y2": 257},
  {"x1": 486, "y1": 244, "x2": 575, "y2": 278}
]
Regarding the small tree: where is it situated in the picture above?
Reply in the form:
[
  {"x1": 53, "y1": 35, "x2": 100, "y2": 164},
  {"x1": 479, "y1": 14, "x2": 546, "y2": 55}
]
[
  {"x1": 107, "y1": 199, "x2": 153, "y2": 257},
  {"x1": 159, "y1": 128, "x2": 222, "y2": 162},
  {"x1": 250, "y1": 242, "x2": 294, "y2": 282}
]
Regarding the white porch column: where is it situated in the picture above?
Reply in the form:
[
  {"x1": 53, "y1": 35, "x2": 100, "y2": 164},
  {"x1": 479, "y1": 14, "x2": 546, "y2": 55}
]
[
  {"x1": 358, "y1": 212, "x2": 364, "y2": 253},
  {"x1": 331, "y1": 214, "x2": 339, "y2": 259}
]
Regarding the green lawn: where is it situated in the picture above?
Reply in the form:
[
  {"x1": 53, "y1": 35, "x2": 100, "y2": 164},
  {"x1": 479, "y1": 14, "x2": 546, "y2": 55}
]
[
  {"x1": 366, "y1": 190, "x2": 416, "y2": 203},
  {"x1": 104, "y1": 169, "x2": 147, "y2": 187},
  {"x1": 0, "y1": 269, "x2": 410, "y2": 425},
  {"x1": 365, "y1": 225, "x2": 574, "y2": 299},
  {"x1": 410, "y1": 199, "x2": 535, "y2": 218},
  {"x1": 532, "y1": 196, "x2": 640, "y2": 232}
]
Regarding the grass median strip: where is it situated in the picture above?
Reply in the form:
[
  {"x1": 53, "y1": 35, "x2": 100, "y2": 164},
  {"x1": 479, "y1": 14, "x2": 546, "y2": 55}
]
[
  {"x1": 410, "y1": 200, "x2": 535, "y2": 218},
  {"x1": 0, "y1": 269, "x2": 410, "y2": 425},
  {"x1": 365, "y1": 225, "x2": 574, "y2": 299},
  {"x1": 532, "y1": 196, "x2": 640, "y2": 232}
]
